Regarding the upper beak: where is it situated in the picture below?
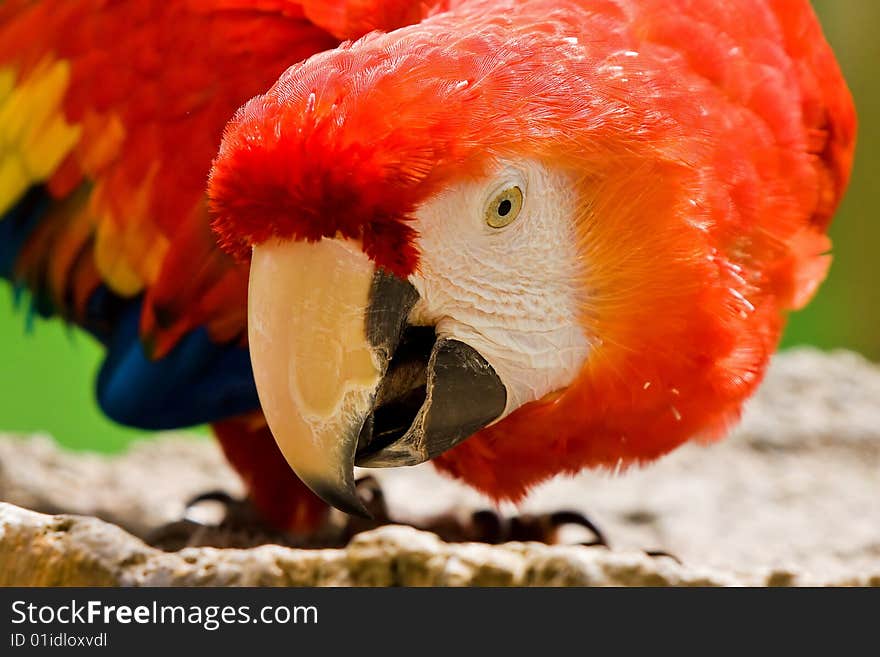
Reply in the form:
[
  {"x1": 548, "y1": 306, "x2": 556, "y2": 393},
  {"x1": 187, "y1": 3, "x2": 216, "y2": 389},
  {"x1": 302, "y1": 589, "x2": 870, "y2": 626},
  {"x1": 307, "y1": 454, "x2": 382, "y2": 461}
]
[{"x1": 248, "y1": 238, "x2": 507, "y2": 516}]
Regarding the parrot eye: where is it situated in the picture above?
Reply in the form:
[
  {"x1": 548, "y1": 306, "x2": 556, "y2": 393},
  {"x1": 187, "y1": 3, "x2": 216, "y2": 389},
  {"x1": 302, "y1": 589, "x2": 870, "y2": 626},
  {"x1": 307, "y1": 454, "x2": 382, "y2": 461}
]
[{"x1": 485, "y1": 185, "x2": 523, "y2": 228}]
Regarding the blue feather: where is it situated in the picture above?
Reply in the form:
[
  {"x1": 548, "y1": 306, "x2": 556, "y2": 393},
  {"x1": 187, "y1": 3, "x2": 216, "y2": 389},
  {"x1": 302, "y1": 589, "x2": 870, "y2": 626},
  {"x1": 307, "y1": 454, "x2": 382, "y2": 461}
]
[
  {"x1": 3, "y1": 185, "x2": 261, "y2": 430},
  {"x1": 1, "y1": 186, "x2": 55, "y2": 330},
  {"x1": 0, "y1": 185, "x2": 49, "y2": 280},
  {"x1": 96, "y1": 298, "x2": 260, "y2": 429}
]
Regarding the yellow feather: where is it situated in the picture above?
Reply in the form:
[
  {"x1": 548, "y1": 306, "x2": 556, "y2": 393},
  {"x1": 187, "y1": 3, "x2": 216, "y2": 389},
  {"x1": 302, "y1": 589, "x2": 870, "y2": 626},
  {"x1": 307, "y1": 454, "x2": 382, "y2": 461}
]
[
  {"x1": 0, "y1": 154, "x2": 29, "y2": 213},
  {"x1": 0, "y1": 60, "x2": 80, "y2": 215},
  {"x1": 21, "y1": 113, "x2": 81, "y2": 179},
  {"x1": 0, "y1": 69, "x2": 14, "y2": 102},
  {"x1": 94, "y1": 211, "x2": 145, "y2": 296},
  {"x1": 91, "y1": 162, "x2": 170, "y2": 296}
]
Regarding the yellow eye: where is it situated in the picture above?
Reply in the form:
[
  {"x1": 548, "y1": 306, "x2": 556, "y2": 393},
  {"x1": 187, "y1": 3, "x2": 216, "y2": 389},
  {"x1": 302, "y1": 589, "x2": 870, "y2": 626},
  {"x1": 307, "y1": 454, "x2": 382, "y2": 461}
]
[{"x1": 485, "y1": 185, "x2": 523, "y2": 228}]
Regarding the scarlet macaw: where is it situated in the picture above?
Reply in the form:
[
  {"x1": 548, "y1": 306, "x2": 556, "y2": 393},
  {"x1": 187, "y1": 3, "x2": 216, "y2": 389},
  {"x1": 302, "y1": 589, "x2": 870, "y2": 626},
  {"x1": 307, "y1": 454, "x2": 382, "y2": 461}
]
[{"x1": 2, "y1": 1, "x2": 856, "y2": 528}]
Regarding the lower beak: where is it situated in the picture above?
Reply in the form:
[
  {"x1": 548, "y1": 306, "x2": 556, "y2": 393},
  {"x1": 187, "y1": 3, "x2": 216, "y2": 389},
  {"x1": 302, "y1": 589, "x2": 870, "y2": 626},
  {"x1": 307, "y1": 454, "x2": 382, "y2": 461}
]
[{"x1": 248, "y1": 238, "x2": 506, "y2": 516}]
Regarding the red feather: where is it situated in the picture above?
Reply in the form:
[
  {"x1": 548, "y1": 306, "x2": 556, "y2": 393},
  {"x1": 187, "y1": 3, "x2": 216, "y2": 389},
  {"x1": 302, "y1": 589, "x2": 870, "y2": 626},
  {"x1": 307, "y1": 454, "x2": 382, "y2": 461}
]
[
  {"x1": 211, "y1": 0, "x2": 855, "y2": 502},
  {"x1": 0, "y1": 1, "x2": 340, "y2": 530}
]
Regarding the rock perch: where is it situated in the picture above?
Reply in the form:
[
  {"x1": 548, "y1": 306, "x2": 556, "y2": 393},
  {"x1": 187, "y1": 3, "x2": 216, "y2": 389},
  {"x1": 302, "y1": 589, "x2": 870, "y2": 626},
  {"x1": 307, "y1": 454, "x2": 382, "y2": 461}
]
[{"x1": 0, "y1": 348, "x2": 878, "y2": 586}]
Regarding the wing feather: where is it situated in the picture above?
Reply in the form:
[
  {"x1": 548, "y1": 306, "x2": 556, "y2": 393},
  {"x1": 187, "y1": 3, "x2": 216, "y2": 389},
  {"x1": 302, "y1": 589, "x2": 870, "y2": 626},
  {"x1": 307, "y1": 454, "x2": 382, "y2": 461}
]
[
  {"x1": 0, "y1": 1, "x2": 337, "y2": 427},
  {"x1": 1, "y1": 1, "x2": 336, "y2": 340}
]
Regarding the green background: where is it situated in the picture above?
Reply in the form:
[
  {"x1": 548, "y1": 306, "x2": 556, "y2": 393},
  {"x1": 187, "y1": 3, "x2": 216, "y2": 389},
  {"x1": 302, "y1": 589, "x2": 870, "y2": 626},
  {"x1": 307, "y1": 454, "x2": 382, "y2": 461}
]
[{"x1": 0, "y1": 1, "x2": 877, "y2": 453}]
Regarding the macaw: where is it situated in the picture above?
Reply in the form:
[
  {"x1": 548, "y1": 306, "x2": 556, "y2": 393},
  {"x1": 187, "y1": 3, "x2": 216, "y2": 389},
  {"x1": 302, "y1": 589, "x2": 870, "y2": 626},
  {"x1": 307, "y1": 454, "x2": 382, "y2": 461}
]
[
  {"x1": 2, "y1": 0, "x2": 855, "y2": 531},
  {"x1": 209, "y1": 0, "x2": 855, "y2": 515}
]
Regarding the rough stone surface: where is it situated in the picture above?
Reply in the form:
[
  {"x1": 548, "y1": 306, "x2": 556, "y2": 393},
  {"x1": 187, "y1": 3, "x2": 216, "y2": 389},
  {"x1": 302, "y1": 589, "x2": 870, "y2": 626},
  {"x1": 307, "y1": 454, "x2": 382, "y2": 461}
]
[
  {"x1": 1, "y1": 348, "x2": 879, "y2": 586},
  {"x1": 0, "y1": 503, "x2": 742, "y2": 586}
]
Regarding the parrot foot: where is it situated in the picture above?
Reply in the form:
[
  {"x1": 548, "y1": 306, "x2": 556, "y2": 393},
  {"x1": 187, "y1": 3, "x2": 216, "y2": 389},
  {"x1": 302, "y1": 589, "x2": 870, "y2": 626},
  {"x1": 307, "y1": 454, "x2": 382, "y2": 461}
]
[
  {"x1": 146, "y1": 479, "x2": 677, "y2": 561},
  {"x1": 147, "y1": 483, "x2": 388, "y2": 550},
  {"x1": 145, "y1": 490, "x2": 294, "y2": 550},
  {"x1": 417, "y1": 508, "x2": 611, "y2": 547},
  {"x1": 336, "y1": 478, "x2": 612, "y2": 547},
  {"x1": 419, "y1": 510, "x2": 681, "y2": 562},
  {"x1": 329, "y1": 477, "x2": 611, "y2": 547}
]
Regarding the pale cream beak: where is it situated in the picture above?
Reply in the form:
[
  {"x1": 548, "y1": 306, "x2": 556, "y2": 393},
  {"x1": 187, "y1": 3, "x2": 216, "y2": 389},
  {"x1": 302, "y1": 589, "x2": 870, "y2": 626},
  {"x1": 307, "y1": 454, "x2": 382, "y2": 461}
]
[
  {"x1": 248, "y1": 238, "x2": 385, "y2": 515},
  {"x1": 248, "y1": 237, "x2": 506, "y2": 516}
]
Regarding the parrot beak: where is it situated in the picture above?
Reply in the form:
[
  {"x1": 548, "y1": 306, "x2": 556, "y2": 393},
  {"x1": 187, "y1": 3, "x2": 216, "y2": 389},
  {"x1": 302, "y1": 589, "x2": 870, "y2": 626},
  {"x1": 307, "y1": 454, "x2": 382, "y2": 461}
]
[{"x1": 248, "y1": 238, "x2": 507, "y2": 516}]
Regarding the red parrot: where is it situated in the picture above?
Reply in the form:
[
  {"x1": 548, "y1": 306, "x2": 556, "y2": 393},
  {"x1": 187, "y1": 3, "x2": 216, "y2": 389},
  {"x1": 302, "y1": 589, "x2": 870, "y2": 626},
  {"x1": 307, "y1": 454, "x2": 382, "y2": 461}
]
[
  {"x1": 209, "y1": 0, "x2": 856, "y2": 514},
  {"x1": 2, "y1": 1, "x2": 855, "y2": 530}
]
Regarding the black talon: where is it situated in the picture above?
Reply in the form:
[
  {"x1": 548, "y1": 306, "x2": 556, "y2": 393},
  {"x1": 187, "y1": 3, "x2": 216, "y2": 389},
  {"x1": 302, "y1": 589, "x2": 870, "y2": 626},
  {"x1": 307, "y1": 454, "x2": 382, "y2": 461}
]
[
  {"x1": 354, "y1": 476, "x2": 391, "y2": 522},
  {"x1": 146, "y1": 477, "x2": 652, "y2": 557},
  {"x1": 185, "y1": 490, "x2": 238, "y2": 511},
  {"x1": 182, "y1": 489, "x2": 266, "y2": 529},
  {"x1": 643, "y1": 549, "x2": 682, "y2": 565},
  {"x1": 418, "y1": 508, "x2": 611, "y2": 547},
  {"x1": 340, "y1": 476, "x2": 394, "y2": 541},
  {"x1": 548, "y1": 510, "x2": 610, "y2": 548},
  {"x1": 146, "y1": 489, "x2": 296, "y2": 550}
]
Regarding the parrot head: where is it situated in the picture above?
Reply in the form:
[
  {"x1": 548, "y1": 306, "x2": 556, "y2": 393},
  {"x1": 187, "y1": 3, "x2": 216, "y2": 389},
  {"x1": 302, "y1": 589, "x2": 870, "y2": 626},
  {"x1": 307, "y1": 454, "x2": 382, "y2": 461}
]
[{"x1": 209, "y1": 7, "x2": 852, "y2": 514}]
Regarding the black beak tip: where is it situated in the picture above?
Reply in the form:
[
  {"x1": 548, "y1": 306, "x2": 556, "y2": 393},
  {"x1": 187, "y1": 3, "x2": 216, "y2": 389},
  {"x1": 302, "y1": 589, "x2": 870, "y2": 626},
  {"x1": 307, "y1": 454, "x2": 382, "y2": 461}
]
[{"x1": 311, "y1": 483, "x2": 373, "y2": 520}]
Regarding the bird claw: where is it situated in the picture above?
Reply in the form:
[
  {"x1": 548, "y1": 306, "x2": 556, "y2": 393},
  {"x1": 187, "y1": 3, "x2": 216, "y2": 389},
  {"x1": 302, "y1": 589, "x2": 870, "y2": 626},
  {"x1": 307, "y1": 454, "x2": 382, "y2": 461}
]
[
  {"x1": 337, "y1": 476, "x2": 394, "y2": 542},
  {"x1": 147, "y1": 480, "x2": 395, "y2": 550},
  {"x1": 354, "y1": 475, "x2": 392, "y2": 522},
  {"x1": 333, "y1": 478, "x2": 611, "y2": 547},
  {"x1": 642, "y1": 549, "x2": 682, "y2": 564},
  {"x1": 145, "y1": 489, "x2": 292, "y2": 550},
  {"x1": 146, "y1": 480, "x2": 679, "y2": 562},
  {"x1": 443, "y1": 508, "x2": 611, "y2": 547},
  {"x1": 447, "y1": 510, "x2": 680, "y2": 562}
]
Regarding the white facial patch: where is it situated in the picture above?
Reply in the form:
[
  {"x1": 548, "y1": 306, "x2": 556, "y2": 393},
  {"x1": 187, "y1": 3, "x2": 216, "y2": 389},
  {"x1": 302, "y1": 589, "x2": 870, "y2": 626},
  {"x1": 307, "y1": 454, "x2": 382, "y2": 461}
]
[{"x1": 408, "y1": 159, "x2": 591, "y2": 420}]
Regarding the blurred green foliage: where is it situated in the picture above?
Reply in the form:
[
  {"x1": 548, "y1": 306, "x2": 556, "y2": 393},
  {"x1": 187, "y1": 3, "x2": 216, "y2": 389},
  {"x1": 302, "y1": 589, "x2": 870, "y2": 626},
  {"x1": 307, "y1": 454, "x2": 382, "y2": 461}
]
[
  {"x1": 0, "y1": 286, "x2": 149, "y2": 451},
  {"x1": 0, "y1": 1, "x2": 875, "y2": 453}
]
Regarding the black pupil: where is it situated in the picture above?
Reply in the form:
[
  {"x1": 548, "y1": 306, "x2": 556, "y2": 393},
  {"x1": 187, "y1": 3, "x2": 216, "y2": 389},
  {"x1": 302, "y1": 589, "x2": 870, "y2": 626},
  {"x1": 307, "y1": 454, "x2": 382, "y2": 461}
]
[{"x1": 497, "y1": 199, "x2": 512, "y2": 217}]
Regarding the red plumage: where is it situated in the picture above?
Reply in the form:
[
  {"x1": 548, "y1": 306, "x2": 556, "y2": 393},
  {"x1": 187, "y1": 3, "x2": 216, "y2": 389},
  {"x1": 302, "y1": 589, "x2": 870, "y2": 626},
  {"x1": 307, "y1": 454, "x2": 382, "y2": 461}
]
[
  {"x1": 211, "y1": 0, "x2": 855, "y2": 501},
  {"x1": 0, "y1": 1, "x2": 343, "y2": 532},
  {"x1": 0, "y1": 0, "x2": 339, "y2": 353},
  {"x1": 1, "y1": 0, "x2": 856, "y2": 525}
]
